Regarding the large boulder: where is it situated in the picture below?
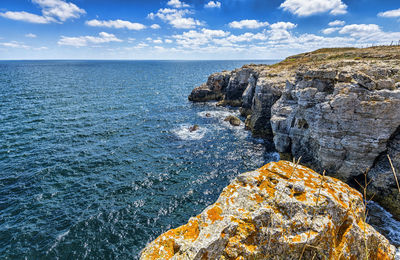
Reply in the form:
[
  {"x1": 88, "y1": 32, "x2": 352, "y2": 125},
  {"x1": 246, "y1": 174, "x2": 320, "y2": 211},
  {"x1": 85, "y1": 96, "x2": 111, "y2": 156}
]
[
  {"x1": 224, "y1": 115, "x2": 241, "y2": 126},
  {"x1": 188, "y1": 71, "x2": 231, "y2": 102},
  {"x1": 141, "y1": 161, "x2": 396, "y2": 259}
]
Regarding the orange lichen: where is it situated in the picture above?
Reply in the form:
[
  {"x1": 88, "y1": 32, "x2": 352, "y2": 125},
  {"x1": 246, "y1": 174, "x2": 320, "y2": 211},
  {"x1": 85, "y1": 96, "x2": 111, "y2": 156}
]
[
  {"x1": 142, "y1": 237, "x2": 176, "y2": 259},
  {"x1": 254, "y1": 193, "x2": 264, "y2": 203},
  {"x1": 142, "y1": 161, "x2": 395, "y2": 260},
  {"x1": 294, "y1": 192, "x2": 307, "y2": 201},
  {"x1": 375, "y1": 247, "x2": 392, "y2": 260},
  {"x1": 207, "y1": 203, "x2": 224, "y2": 224},
  {"x1": 292, "y1": 234, "x2": 303, "y2": 243}
]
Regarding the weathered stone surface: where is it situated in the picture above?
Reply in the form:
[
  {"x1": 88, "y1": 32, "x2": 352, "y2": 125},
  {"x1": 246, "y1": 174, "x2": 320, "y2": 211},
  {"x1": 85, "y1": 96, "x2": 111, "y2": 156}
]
[
  {"x1": 270, "y1": 61, "x2": 400, "y2": 184},
  {"x1": 223, "y1": 68, "x2": 256, "y2": 107},
  {"x1": 245, "y1": 72, "x2": 288, "y2": 138},
  {"x1": 188, "y1": 71, "x2": 230, "y2": 102},
  {"x1": 224, "y1": 115, "x2": 241, "y2": 126},
  {"x1": 188, "y1": 47, "x2": 400, "y2": 218},
  {"x1": 141, "y1": 161, "x2": 396, "y2": 259}
]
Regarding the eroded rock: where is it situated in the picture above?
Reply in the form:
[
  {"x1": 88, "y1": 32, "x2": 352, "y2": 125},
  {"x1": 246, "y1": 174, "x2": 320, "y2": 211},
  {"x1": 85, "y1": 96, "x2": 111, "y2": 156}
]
[
  {"x1": 270, "y1": 61, "x2": 400, "y2": 184},
  {"x1": 224, "y1": 115, "x2": 241, "y2": 126},
  {"x1": 141, "y1": 161, "x2": 396, "y2": 259},
  {"x1": 188, "y1": 71, "x2": 230, "y2": 102}
]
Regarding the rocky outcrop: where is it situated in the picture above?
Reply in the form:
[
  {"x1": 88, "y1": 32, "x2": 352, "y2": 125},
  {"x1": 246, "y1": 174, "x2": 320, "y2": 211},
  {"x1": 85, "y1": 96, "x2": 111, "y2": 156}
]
[
  {"x1": 223, "y1": 67, "x2": 257, "y2": 107},
  {"x1": 271, "y1": 61, "x2": 400, "y2": 181},
  {"x1": 188, "y1": 71, "x2": 230, "y2": 102},
  {"x1": 141, "y1": 161, "x2": 396, "y2": 259},
  {"x1": 224, "y1": 115, "x2": 241, "y2": 126},
  {"x1": 188, "y1": 47, "x2": 400, "y2": 218},
  {"x1": 270, "y1": 61, "x2": 400, "y2": 218},
  {"x1": 245, "y1": 71, "x2": 289, "y2": 137}
]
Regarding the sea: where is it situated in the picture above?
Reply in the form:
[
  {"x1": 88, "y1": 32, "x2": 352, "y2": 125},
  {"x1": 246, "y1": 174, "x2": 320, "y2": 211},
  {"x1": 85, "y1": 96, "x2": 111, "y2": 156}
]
[{"x1": 0, "y1": 60, "x2": 399, "y2": 259}]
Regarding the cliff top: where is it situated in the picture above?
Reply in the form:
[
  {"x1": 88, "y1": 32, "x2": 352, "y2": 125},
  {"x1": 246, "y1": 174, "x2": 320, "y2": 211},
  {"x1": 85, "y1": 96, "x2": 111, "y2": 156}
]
[{"x1": 243, "y1": 46, "x2": 400, "y2": 73}]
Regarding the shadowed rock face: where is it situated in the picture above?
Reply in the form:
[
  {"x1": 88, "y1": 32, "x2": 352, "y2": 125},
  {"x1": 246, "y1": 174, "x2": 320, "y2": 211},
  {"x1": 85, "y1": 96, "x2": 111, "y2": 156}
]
[
  {"x1": 188, "y1": 71, "x2": 231, "y2": 102},
  {"x1": 141, "y1": 161, "x2": 396, "y2": 260},
  {"x1": 187, "y1": 48, "x2": 400, "y2": 218}
]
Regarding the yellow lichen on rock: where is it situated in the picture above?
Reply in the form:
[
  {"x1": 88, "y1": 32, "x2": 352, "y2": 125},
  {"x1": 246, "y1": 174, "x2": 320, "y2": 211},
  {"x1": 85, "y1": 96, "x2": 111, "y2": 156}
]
[{"x1": 140, "y1": 161, "x2": 396, "y2": 260}]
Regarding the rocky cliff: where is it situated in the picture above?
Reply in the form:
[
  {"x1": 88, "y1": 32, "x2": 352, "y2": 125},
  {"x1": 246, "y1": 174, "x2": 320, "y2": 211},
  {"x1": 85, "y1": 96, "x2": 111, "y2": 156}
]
[
  {"x1": 188, "y1": 46, "x2": 400, "y2": 219},
  {"x1": 141, "y1": 161, "x2": 396, "y2": 259}
]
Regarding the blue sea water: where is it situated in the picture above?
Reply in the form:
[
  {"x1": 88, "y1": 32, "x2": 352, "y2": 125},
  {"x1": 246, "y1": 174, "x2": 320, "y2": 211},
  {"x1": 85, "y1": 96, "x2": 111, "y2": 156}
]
[
  {"x1": 0, "y1": 60, "x2": 280, "y2": 259},
  {"x1": 1, "y1": 60, "x2": 399, "y2": 259}
]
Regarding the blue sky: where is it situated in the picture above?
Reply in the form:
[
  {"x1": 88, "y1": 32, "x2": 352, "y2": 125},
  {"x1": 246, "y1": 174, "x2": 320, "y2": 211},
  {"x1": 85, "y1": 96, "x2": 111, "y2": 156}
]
[{"x1": 0, "y1": 0, "x2": 399, "y2": 59}]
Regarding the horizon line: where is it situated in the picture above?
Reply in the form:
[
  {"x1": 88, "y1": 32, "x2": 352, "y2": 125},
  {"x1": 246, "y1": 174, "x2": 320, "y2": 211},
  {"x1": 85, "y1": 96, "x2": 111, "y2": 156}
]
[{"x1": 0, "y1": 59, "x2": 282, "y2": 62}]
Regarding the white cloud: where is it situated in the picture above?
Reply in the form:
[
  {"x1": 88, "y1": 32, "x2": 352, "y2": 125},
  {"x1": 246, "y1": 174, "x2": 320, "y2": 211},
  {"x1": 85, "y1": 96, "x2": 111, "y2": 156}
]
[
  {"x1": 229, "y1": 19, "x2": 269, "y2": 29},
  {"x1": 167, "y1": 0, "x2": 190, "y2": 8},
  {"x1": 165, "y1": 39, "x2": 173, "y2": 43},
  {"x1": 378, "y1": 8, "x2": 400, "y2": 18},
  {"x1": 226, "y1": 32, "x2": 267, "y2": 42},
  {"x1": 338, "y1": 23, "x2": 400, "y2": 44},
  {"x1": 34, "y1": 46, "x2": 48, "y2": 50},
  {"x1": 339, "y1": 24, "x2": 381, "y2": 37},
  {"x1": 0, "y1": 0, "x2": 85, "y2": 24},
  {"x1": 150, "y1": 24, "x2": 161, "y2": 29},
  {"x1": 58, "y1": 32, "x2": 122, "y2": 47},
  {"x1": 280, "y1": 0, "x2": 347, "y2": 16},
  {"x1": 148, "y1": 8, "x2": 203, "y2": 29},
  {"x1": 328, "y1": 20, "x2": 345, "y2": 26},
  {"x1": 0, "y1": 41, "x2": 30, "y2": 49},
  {"x1": 173, "y1": 28, "x2": 230, "y2": 47},
  {"x1": 153, "y1": 39, "x2": 163, "y2": 44},
  {"x1": 25, "y1": 33, "x2": 37, "y2": 38},
  {"x1": 322, "y1": 27, "x2": 340, "y2": 34},
  {"x1": 0, "y1": 11, "x2": 53, "y2": 24},
  {"x1": 270, "y1": 21, "x2": 297, "y2": 30},
  {"x1": 266, "y1": 22, "x2": 297, "y2": 41},
  {"x1": 205, "y1": 1, "x2": 221, "y2": 8},
  {"x1": 86, "y1": 19, "x2": 146, "y2": 30},
  {"x1": 33, "y1": 0, "x2": 85, "y2": 22},
  {"x1": 135, "y1": 43, "x2": 149, "y2": 49}
]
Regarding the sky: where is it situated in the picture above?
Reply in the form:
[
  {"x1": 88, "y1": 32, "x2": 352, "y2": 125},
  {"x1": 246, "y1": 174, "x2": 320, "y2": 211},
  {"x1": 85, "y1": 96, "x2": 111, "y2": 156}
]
[{"x1": 0, "y1": 0, "x2": 399, "y2": 60}]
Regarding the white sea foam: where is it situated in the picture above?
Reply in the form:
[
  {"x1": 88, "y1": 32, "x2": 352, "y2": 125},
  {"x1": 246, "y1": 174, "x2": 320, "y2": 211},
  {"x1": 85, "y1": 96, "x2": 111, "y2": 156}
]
[
  {"x1": 197, "y1": 110, "x2": 237, "y2": 119},
  {"x1": 173, "y1": 124, "x2": 207, "y2": 140},
  {"x1": 368, "y1": 201, "x2": 400, "y2": 247}
]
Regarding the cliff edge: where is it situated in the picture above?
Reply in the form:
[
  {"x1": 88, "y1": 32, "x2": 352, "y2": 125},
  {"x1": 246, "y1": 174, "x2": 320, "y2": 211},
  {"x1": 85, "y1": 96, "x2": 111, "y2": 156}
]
[{"x1": 188, "y1": 46, "x2": 400, "y2": 220}]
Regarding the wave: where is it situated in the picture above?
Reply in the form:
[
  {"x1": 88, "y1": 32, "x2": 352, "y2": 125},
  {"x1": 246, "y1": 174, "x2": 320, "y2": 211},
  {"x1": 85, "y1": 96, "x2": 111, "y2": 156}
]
[
  {"x1": 172, "y1": 124, "x2": 207, "y2": 141},
  {"x1": 197, "y1": 110, "x2": 239, "y2": 120},
  {"x1": 367, "y1": 201, "x2": 400, "y2": 248}
]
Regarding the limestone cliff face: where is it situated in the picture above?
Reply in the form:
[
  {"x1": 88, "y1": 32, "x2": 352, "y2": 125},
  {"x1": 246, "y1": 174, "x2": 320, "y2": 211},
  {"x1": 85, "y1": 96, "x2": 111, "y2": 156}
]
[
  {"x1": 188, "y1": 71, "x2": 231, "y2": 102},
  {"x1": 141, "y1": 161, "x2": 396, "y2": 259},
  {"x1": 187, "y1": 47, "x2": 400, "y2": 219}
]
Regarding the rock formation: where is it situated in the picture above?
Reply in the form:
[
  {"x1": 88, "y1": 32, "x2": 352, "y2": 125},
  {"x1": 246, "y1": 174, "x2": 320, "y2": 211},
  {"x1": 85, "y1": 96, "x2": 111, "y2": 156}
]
[
  {"x1": 141, "y1": 161, "x2": 396, "y2": 259},
  {"x1": 187, "y1": 46, "x2": 400, "y2": 219},
  {"x1": 188, "y1": 71, "x2": 230, "y2": 102},
  {"x1": 224, "y1": 115, "x2": 241, "y2": 126}
]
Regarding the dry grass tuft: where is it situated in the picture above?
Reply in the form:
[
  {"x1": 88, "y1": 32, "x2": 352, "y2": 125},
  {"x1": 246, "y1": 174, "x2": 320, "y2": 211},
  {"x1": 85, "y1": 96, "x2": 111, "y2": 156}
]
[{"x1": 387, "y1": 154, "x2": 400, "y2": 193}]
